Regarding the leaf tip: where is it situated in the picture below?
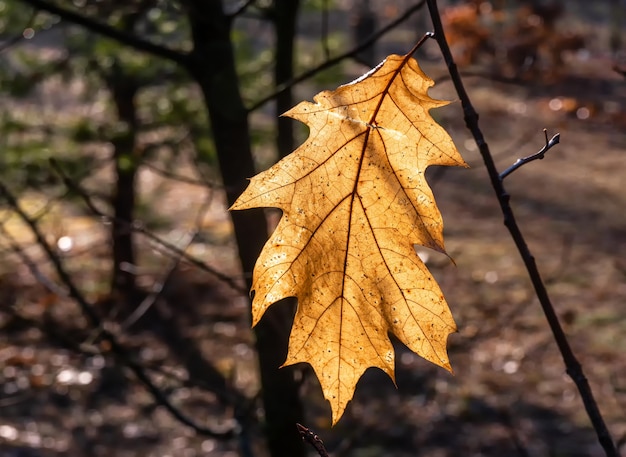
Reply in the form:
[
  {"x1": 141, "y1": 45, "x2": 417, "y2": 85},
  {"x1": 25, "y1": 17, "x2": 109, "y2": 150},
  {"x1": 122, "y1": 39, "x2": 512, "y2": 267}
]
[
  {"x1": 229, "y1": 193, "x2": 248, "y2": 212},
  {"x1": 329, "y1": 399, "x2": 349, "y2": 427}
]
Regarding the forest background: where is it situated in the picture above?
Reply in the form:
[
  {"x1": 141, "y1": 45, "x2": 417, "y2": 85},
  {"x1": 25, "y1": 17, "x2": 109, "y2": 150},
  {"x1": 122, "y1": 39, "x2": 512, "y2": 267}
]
[{"x1": 0, "y1": 0, "x2": 625, "y2": 456}]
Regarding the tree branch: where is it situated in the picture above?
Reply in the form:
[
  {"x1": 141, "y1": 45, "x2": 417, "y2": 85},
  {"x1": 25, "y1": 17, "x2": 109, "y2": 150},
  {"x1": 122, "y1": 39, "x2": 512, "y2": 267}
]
[
  {"x1": 50, "y1": 159, "x2": 248, "y2": 295},
  {"x1": 17, "y1": 0, "x2": 190, "y2": 67},
  {"x1": 425, "y1": 1, "x2": 617, "y2": 456},
  {"x1": 143, "y1": 161, "x2": 211, "y2": 187},
  {"x1": 0, "y1": 223, "x2": 67, "y2": 298},
  {"x1": 121, "y1": 194, "x2": 213, "y2": 330},
  {"x1": 499, "y1": 130, "x2": 560, "y2": 180},
  {"x1": 247, "y1": 0, "x2": 426, "y2": 113},
  {"x1": 0, "y1": 179, "x2": 240, "y2": 440}
]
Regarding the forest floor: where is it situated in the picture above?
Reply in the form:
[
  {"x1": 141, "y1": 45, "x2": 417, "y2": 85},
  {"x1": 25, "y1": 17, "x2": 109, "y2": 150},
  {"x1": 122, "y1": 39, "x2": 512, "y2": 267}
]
[{"x1": 1, "y1": 8, "x2": 626, "y2": 457}]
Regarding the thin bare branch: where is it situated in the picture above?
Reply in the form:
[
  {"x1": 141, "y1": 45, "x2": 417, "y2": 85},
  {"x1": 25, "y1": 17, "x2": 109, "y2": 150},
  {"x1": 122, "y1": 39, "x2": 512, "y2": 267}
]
[
  {"x1": 17, "y1": 0, "x2": 190, "y2": 66},
  {"x1": 143, "y1": 161, "x2": 211, "y2": 187},
  {"x1": 0, "y1": 179, "x2": 240, "y2": 439},
  {"x1": 121, "y1": 194, "x2": 214, "y2": 330},
  {"x1": 426, "y1": 1, "x2": 617, "y2": 456},
  {"x1": 247, "y1": 0, "x2": 426, "y2": 113},
  {"x1": 50, "y1": 159, "x2": 248, "y2": 295},
  {"x1": 499, "y1": 130, "x2": 560, "y2": 180},
  {"x1": 0, "y1": 224, "x2": 67, "y2": 297},
  {"x1": 137, "y1": 225, "x2": 247, "y2": 293}
]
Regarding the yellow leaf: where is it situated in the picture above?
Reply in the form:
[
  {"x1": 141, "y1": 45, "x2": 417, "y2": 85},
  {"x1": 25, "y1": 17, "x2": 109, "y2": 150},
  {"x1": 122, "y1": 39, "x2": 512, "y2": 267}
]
[{"x1": 231, "y1": 52, "x2": 468, "y2": 424}]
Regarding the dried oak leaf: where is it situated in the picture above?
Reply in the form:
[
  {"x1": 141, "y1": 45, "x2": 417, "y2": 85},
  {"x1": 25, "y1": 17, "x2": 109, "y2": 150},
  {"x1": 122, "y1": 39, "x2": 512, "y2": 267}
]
[{"x1": 231, "y1": 53, "x2": 467, "y2": 423}]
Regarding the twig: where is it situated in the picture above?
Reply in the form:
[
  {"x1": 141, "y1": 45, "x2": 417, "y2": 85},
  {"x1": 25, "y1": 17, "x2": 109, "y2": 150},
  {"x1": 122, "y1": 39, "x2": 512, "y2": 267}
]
[
  {"x1": 0, "y1": 179, "x2": 238, "y2": 439},
  {"x1": 138, "y1": 225, "x2": 247, "y2": 293},
  {"x1": 0, "y1": 229, "x2": 118, "y2": 358},
  {"x1": 0, "y1": 223, "x2": 67, "y2": 298},
  {"x1": 247, "y1": 0, "x2": 426, "y2": 113},
  {"x1": 297, "y1": 423, "x2": 330, "y2": 457},
  {"x1": 499, "y1": 130, "x2": 560, "y2": 180},
  {"x1": 425, "y1": 1, "x2": 618, "y2": 456},
  {"x1": 121, "y1": 194, "x2": 213, "y2": 330},
  {"x1": 49, "y1": 159, "x2": 247, "y2": 295},
  {"x1": 17, "y1": 0, "x2": 189, "y2": 66},
  {"x1": 142, "y1": 161, "x2": 211, "y2": 187}
]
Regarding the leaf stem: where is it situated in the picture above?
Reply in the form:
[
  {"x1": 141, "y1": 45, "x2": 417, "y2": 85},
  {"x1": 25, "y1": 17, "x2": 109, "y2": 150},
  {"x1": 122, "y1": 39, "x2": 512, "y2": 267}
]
[
  {"x1": 425, "y1": 1, "x2": 618, "y2": 456},
  {"x1": 408, "y1": 31, "x2": 435, "y2": 57}
]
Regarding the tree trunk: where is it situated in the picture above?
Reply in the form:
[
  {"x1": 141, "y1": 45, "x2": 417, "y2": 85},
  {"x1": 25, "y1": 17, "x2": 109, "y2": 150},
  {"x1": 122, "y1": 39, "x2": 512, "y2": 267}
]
[
  {"x1": 108, "y1": 67, "x2": 139, "y2": 304},
  {"x1": 184, "y1": 2, "x2": 306, "y2": 456},
  {"x1": 351, "y1": 0, "x2": 378, "y2": 66},
  {"x1": 273, "y1": 0, "x2": 300, "y2": 159}
]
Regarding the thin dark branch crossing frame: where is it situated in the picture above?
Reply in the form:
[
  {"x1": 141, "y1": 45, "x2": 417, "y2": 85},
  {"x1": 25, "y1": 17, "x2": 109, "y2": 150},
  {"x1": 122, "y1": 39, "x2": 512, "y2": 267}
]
[
  {"x1": 0, "y1": 180, "x2": 243, "y2": 440},
  {"x1": 425, "y1": 1, "x2": 617, "y2": 456}
]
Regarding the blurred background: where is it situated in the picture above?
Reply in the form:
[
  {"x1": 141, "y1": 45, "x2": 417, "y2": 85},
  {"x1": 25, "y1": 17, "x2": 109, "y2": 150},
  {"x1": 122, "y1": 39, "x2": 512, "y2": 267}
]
[{"x1": 0, "y1": 0, "x2": 625, "y2": 456}]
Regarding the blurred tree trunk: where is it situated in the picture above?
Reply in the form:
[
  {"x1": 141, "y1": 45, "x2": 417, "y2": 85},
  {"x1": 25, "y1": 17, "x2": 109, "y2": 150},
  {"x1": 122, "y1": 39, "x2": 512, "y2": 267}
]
[
  {"x1": 273, "y1": 0, "x2": 300, "y2": 158},
  {"x1": 184, "y1": 1, "x2": 306, "y2": 456},
  {"x1": 351, "y1": 0, "x2": 377, "y2": 66},
  {"x1": 105, "y1": 9, "x2": 150, "y2": 305},
  {"x1": 107, "y1": 62, "x2": 140, "y2": 304},
  {"x1": 16, "y1": 1, "x2": 307, "y2": 454}
]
